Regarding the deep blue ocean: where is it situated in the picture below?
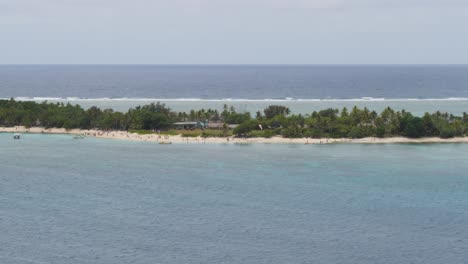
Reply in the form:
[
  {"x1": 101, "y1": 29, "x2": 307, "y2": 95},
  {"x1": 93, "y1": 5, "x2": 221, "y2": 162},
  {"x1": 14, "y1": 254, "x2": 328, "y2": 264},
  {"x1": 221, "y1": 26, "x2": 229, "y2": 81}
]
[
  {"x1": 1, "y1": 134, "x2": 468, "y2": 263},
  {"x1": 1, "y1": 65, "x2": 468, "y2": 99},
  {"x1": 3, "y1": 64, "x2": 468, "y2": 115}
]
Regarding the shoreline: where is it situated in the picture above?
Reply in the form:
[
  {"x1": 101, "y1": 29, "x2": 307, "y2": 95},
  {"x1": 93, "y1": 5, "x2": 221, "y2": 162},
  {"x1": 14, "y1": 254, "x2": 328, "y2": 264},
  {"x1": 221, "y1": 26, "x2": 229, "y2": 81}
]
[{"x1": 2, "y1": 126, "x2": 468, "y2": 144}]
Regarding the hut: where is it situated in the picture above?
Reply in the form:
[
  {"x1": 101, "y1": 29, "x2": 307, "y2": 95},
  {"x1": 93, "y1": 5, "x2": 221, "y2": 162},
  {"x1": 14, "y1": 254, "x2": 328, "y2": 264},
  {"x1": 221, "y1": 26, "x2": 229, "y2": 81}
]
[{"x1": 173, "y1": 121, "x2": 198, "y2": 130}]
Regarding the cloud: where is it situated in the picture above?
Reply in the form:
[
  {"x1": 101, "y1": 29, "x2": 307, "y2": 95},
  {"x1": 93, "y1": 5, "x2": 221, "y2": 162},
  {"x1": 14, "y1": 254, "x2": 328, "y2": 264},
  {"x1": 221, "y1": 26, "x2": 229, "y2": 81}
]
[
  {"x1": 1, "y1": 0, "x2": 467, "y2": 17},
  {"x1": 0, "y1": 0, "x2": 346, "y2": 15},
  {"x1": 199, "y1": 0, "x2": 343, "y2": 9},
  {"x1": 1, "y1": 0, "x2": 467, "y2": 64}
]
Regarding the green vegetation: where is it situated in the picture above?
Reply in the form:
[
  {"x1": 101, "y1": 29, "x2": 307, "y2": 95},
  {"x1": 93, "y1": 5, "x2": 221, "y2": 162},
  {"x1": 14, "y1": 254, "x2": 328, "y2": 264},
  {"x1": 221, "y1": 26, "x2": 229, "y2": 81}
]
[
  {"x1": 179, "y1": 129, "x2": 204, "y2": 137},
  {"x1": 202, "y1": 129, "x2": 233, "y2": 138},
  {"x1": 1, "y1": 99, "x2": 468, "y2": 139}
]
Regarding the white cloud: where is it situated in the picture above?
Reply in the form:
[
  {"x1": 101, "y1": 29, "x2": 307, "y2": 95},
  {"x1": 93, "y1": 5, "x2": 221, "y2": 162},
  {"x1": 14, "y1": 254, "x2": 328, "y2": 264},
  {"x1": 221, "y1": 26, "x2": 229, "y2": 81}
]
[{"x1": 1, "y1": 0, "x2": 467, "y2": 64}]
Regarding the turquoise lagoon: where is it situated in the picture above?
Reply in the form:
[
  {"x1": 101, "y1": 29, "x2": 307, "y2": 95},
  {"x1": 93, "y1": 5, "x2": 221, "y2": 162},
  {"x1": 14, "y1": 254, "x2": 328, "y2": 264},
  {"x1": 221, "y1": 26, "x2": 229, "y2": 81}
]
[{"x1": 1, "y1": 133, "x2": 467, "y2": 263}]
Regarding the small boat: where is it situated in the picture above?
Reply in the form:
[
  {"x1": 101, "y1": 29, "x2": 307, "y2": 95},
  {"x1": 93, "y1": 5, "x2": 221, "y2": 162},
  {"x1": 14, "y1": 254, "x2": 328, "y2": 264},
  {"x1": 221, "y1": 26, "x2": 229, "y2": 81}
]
[
  {"x1": 13, "y1": 133, "x2": 21, "y2": 140},
  {"x1": 158, "y1": 141, "x2": 172, "y2": 145},
  {"x1": 73, "y1": 135, "x2": 86, "y2": 139},
  {"x1": 235, "y1": 142, "x2": 251, "y2": 145}
]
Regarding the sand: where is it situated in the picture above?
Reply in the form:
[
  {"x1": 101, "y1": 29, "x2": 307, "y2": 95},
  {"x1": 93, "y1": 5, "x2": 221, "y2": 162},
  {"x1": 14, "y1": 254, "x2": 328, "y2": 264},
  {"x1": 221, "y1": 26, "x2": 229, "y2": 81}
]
[{"x1": 2, "y1": 126, "x2": 468, "y2": 144}]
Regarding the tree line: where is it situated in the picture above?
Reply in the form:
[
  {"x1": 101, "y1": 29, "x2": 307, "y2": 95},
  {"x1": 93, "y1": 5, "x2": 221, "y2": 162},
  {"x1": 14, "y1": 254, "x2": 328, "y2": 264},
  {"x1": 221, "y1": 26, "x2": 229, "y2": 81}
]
[
  {"x1": 235, "y1": 105, "x2": 468, "y2": 139},
  {"x1": 1, "y1": 99, "x2": 467, "y2": 138}
]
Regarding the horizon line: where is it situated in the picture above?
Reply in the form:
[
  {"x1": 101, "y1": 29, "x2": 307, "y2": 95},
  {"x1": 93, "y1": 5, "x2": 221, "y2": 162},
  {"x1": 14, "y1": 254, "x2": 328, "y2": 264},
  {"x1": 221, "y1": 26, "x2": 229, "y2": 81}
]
[{"x1": 1, "y1": 63, "x2": 468, "y2": 67}]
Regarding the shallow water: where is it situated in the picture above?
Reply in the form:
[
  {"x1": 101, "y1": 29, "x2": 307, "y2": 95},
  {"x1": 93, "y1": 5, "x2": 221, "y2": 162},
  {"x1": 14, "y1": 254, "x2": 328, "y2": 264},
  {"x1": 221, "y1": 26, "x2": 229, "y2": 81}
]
[{"x1": 1, "y1": 134, "x2": 468, "y2": 263}]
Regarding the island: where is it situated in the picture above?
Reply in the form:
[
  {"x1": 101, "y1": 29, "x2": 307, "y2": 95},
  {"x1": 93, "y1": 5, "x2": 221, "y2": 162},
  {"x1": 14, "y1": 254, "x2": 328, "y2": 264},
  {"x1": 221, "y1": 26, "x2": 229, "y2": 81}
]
[{"x1": 1, "y1": 98, "x2": 467, "y2": 144}]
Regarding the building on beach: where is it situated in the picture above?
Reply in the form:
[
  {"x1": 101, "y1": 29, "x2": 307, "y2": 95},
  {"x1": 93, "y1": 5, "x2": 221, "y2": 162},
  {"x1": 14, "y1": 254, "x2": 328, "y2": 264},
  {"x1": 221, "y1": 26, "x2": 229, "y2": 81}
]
[
  {"x1": 173, "y1": 121, "x2": 199, "y2": 130},
  {"x1": 206, "y1": 122, "x2": 239, "y2": 130},
  {"x1": 173, "y1": 121, "x2": 239, "y2": 130}
]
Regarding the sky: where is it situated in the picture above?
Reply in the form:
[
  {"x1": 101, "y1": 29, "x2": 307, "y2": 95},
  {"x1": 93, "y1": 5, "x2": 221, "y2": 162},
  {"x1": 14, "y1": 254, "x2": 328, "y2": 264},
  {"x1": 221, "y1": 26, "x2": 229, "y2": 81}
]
[{"x1": 1, "y1": 0, "x2": 467, "y2": 64}]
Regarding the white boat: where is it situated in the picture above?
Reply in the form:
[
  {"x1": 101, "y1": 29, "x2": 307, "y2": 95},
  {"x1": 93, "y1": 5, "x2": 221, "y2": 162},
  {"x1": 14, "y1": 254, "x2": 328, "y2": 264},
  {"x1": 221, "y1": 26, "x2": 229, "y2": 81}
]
[{"x1": 13, "y1": 133, "x2": 21, "y2": 139}]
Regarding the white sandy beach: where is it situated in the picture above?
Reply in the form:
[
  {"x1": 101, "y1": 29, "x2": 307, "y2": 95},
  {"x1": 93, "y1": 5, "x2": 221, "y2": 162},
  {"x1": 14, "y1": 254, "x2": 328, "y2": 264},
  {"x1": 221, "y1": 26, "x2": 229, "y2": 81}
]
[{"x1": 2, "y1": 126, "x2": 468, "y2": 144}]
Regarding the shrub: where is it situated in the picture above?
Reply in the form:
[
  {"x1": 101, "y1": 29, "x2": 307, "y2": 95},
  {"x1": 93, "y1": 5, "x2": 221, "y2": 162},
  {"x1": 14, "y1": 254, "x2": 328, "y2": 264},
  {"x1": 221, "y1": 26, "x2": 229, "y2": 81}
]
[
  {"x1": 402, "y1": 116, "x2": 424, "y2": 138},
  {"x1": 375, "y1": 126, "x2": 386, "y2": 138},
  {"x1": 439, "y1": 127, "x2": 455, "y2": 138},
  {"x1": 303, "y1": 129, "x2": 324, "y2": 138},
  {"x1": 233, "y1": 120, "x2": 258, "y2": 136},
  {"x1": 250, "y1": 129, "x2": 276, "y2": 138},
  {"x1": 201, "y1": 129, "x2": 232, "y2": 137},
  {"x1": 281, "y1": 126, "x2": 304, "y2": 138},
  {"x1": 348, "y1": 127, "x2": 365, "y2": 138}
]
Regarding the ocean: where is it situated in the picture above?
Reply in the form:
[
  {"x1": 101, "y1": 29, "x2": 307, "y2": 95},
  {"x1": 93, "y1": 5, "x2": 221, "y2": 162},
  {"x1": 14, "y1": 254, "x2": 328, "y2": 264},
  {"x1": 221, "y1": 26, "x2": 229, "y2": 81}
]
[
  {"x1": 2, "y1": 65, "x2": 468, "y2": 99},
  {"x1": 2, "y1": 65, "x2": 468, "y2": 114},
  {"x1": 1, "y1": 133, "x2": 467, "y2": 263},
  {"x1": 2, "y1": 65, "x2": 468, "y2": 263}
]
